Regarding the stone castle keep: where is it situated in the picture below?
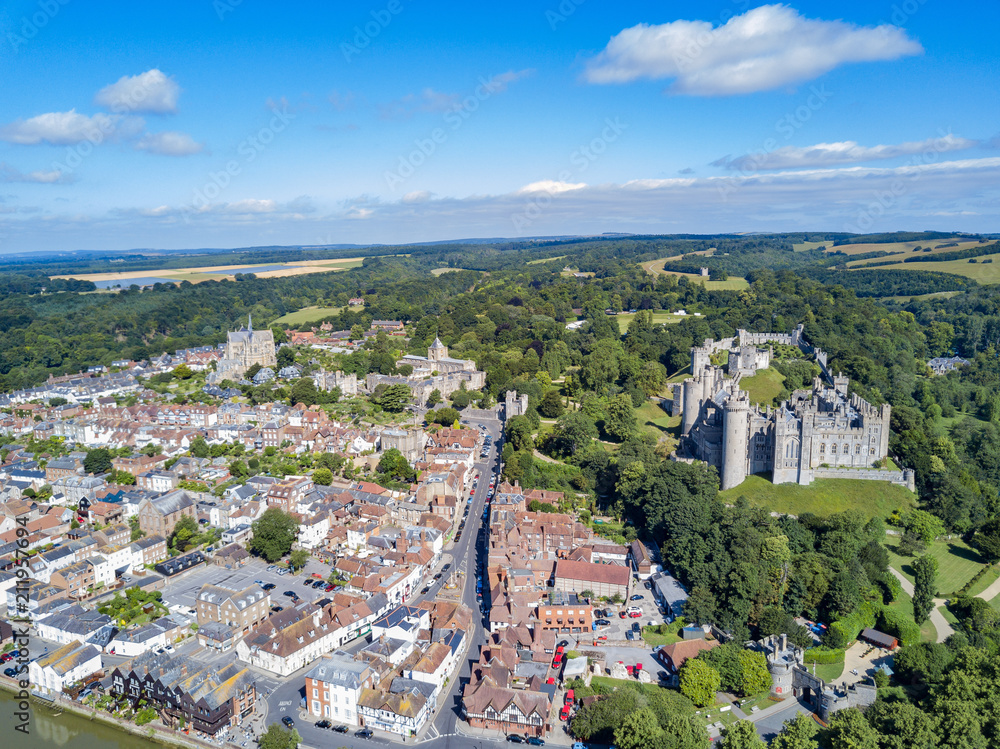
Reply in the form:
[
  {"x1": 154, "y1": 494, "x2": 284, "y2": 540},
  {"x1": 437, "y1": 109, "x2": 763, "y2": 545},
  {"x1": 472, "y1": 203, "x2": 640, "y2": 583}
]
[{"x1": 675, "y1": 326, "x2": 915, "y2": 492}]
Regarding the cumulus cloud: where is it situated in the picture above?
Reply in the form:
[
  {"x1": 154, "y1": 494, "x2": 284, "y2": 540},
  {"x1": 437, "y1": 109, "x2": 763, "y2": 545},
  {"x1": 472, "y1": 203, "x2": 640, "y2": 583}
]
[
  {"x1": 713, "y1": 133, "x2": 978, "y2": 171},
  {"x1": 0, "y1": 163, "x2": 72, "y2": 184},
  {"x1": 402, "y1": 190, "x2": 433, "y2": 203},
  {"x1": 135, "y1": 131, "x2": 204, "y2": 156},
  {"x1": 94, "y1": 69, "x2": 180, "y2": 114},
  {"x1": 0, "y1": 110, "x2": 141, "y2": 145},
  {"x1": 583, "y1": 5, "x2": 922, "y2": 95}
]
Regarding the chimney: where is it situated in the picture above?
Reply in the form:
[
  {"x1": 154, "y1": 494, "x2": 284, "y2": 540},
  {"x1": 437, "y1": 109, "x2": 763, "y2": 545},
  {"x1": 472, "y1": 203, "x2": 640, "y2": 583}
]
[{"x1": 781, "y1": 633, "x2": 787, "y2": 652}]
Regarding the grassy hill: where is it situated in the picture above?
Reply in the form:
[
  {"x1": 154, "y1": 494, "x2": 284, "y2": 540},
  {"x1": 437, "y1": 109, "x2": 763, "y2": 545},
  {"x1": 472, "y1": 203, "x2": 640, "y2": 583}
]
[
  {"x1": 739, "y1": 368, "x2": 785, "y2": 406},
  {"x1": 272, "y1": 305, "x2": 354, "y2": 326},
  {"x1": 720, "y1": 473, "x2": 917, "y2": 519}
]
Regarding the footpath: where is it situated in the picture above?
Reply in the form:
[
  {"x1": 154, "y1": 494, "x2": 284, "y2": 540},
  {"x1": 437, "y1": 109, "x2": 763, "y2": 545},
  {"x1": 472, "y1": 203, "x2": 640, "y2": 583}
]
[{"x1": 888, "y1": 568, "x2": 954, "y2": 643}]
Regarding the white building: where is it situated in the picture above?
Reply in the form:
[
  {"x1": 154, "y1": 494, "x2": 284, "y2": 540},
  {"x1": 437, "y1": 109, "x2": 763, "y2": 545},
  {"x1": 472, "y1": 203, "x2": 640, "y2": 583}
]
[
  {"x1": 304, "y1": 653, "x2": 376, "y2": 726},
  {"x1": 29, "y1": 640, "x2": 102, "y2": 694}
]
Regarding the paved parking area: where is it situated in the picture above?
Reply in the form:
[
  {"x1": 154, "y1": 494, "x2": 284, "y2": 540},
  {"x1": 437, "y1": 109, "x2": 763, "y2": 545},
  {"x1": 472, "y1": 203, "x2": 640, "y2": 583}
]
[{"x1": 159, "y1": 556, "x2": 334, "y2": 611}]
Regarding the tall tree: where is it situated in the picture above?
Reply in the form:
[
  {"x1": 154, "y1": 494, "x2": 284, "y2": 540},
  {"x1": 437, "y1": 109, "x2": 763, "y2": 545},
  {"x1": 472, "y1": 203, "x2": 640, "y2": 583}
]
[
  {"x1": 912, "y1": 554, "x2": 938, "y2": 625},
  {"x1": 770, "y1": 712, "x2": 818, "y2": 749},
  {"x1": 605, "y1": 393, "x2": 637, "y2": 442},
  {"x1": 679, "y1": 659, "x2": 721, "y2": 707},
  {"x1": 614, "y1": 707, "x2": 664, "y2": 749},
  {"x1": 250, "y1": 508, "x2": 299, "y2": 562},
  {"x1": 719, "y1": 721, "x2": 766, "y2": 749},
  {"x1": 84, "y1": 447, "x2": 112, "y2": 474}
]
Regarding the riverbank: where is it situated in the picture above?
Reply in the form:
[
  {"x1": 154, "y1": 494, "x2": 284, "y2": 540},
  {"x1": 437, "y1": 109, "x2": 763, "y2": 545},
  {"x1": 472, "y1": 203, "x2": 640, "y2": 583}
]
[{"x1": 0, "y1": 678, "x2": 213, "y2": 749}]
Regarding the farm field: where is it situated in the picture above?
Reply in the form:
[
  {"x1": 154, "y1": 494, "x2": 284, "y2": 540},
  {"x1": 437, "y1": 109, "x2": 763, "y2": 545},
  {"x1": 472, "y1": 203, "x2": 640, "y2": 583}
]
[
  {"x1": 827, "y1": 238, "x2": 979, "y2": 257},
  {"x1": 886, "y1": 538, "x2": 987, "y2": 596},
  {"x1": 51, "y1": 257, "x2": 367, "y2": 286},
  {"x1": 271, "y1": 305, "x2": 357, "y2": 326},
  {"x1": 850, "y1": 252, "x2": 1000, "y2": 284},
  {"x1": 880, "y1": 291, "x2": 964, "y2": 303},
  {"x1": 739, "y1": 368, "x2": 786, "y2": 406},
  {"x1": 430, "y1": 267, "x2": 474, "y2": 275},
  {"x1": 844, "y1": 240, "x2": 986, "y2": 268},
  {"x1": 640, "y1": 258, "x2": 749, "y2": 289},
  {"x1": 615, "y1": 311, "x2": 688, "y2": 333},
  {"x1": 720, "y1": 474, "x2": 917, "y2": 519},
  {"x1": 526, "y1": 255, "x2": 567, "y2": 265},
  {"x1": 792, "y1": 240, "x2": 830, "y2": 252}
]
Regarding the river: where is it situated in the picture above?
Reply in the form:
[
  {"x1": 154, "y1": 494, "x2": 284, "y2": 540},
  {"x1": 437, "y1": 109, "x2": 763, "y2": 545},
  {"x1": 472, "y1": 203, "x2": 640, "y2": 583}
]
[{"x1": 2, "y1": 691, "x2": 158, "y2": 749}]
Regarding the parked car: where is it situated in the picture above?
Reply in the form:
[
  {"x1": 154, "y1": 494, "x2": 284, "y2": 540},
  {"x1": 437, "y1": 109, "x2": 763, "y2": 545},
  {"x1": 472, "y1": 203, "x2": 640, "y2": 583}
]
[
  {"x1": 332, "y1": 725, "x2": 349, "y2": 733},
  {"x1": 596, "y1": 635, "x2": 608, "y2": 641},
  {"x1": 565, "y1": 688, "x2": 575, "y2": 704},
  {"x1": 3, "y1": 667, "x2": 17, "y2": 677},
  {"x1": 630, "y1": 594, "x2": 644, "y2": 601},
  {"x1": 595, "y1": 619, "x2": 610, "y2": 627},
  {"x1": 164, "y1": 644, "x2": 175, "y2": 653},
  {"x1": 506, "y1": 736, "x2": 524, "y2": 744},
  {"x1": 262, "y1": 583, "x2": 276, "y2": 591},
  {"x1": 271, "y1": 606, "x2": 283, "y2": 613},
  {"x1": 632, "y1": 622, "x2": 641, "y2": 633},
  {"x1": 643, "y1": 580, "x2": 652, "y2": 590},
  {"x1": 625, "y1": 630, "x2": 635, "y2": 641},
  {"x1": 324, "y1": 583, "x2": 335, "y2": 592},
  {"x1": 355, "y1": 727, "x2": 374, "y2": 738},
  {"x1": 619, "y1": 611, "x2": 628, "y2": 618},
  {"x1": 0, "y1": 653, "x2": 15, "y2": 663},
  {"x1": 628, "y1": 611, "x2": 642, "y2": 618},
  {"x1": 526, "y1": 739, "x2": 545, "y2": 747},
  {"x1": 281, "y1": 716, "x2": 295, "y2": 728},
  {"x1": 559, "y1": 705, "x2": 571, "y2": 720},
  {"x1": 283, "y1": 590, "x2": 297, "y2": 597},
  {"x1": 303, "y1": 578, "x2": 314, "y2": 586}
]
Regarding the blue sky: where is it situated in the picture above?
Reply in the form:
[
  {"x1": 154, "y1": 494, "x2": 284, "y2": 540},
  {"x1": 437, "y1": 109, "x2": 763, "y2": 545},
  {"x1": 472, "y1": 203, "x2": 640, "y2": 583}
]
[{"x1": 0, "y1": 0, "x2": 998, "y2": 251}]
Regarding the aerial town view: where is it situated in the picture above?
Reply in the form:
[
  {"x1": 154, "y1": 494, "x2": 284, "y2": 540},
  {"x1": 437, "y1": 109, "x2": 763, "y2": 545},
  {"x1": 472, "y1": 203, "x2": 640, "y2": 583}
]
[{"x1": 1, "y1": 3, "x2": 999, "y2": 749}]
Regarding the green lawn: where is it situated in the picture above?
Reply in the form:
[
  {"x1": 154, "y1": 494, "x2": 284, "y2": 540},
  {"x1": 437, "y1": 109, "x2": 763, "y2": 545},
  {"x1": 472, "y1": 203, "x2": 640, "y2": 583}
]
[
  {"x1": 430, "y1": 267, "x2": 471, "y2": 275},
  {"x1": 848, "y1": 252, "x2": 1000, "y2": 284},
  {"x1": 616, "y1": 311, "x2": 687, "y2": 333},
  {"x1": 739, "y1": 368, "x2": 786, "y2": 406},
  {"x1": 720, "y1": 474, "x2": 917, "y2": 519},
  {"x1": 527, "y1": 255, "x2": 567, "y2": 265},
  {"x1": 813, "y1": 661, "x2": 846, "y2": 681},
  {"x1": 886, "y1": 538, "x2": 988, "y2": 596},
  {"x1": 636, "y1": 400, "x2": 680, "y2": 450},
  {"x1": 272, "y1": 305, "x2": 351, "y2": 326},
  {"x1": 988, "y1": 589, "x2": 1000, "y2": 612}
]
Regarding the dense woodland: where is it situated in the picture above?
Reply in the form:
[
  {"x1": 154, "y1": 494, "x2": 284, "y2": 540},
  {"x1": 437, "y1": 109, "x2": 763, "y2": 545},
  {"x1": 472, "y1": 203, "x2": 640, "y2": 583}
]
[{"x1": 6, "y1": 231, "x2": 1000, "y2": 745}]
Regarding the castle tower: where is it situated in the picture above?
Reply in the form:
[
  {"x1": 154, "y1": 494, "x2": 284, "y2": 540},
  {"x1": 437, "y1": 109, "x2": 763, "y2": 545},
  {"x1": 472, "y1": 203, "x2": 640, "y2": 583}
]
[
  {"x1": 833, "y1": 372, "x2": 849, "y2": 397},
  {"x1": 722, "y1": 391, "x2": 750, "y2": 490},
  {"x1": 681, "y1": 375, "x2": 704, "y2": 437},
  {"x1": 691, "y1": 344, "x2": 711, "y2": 375}
]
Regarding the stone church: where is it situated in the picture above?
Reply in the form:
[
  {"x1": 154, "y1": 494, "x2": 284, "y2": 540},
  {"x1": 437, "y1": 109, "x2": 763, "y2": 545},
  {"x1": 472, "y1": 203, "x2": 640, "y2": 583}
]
[{"x1": 210, "y1": 316, "x2": 277, "y2": 384}]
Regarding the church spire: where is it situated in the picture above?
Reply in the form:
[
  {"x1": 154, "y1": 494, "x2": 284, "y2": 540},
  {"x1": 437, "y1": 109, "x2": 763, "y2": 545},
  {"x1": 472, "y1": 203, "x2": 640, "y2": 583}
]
[{"x1": 248, "y1": 314, "x2": 253, "y2": 336}]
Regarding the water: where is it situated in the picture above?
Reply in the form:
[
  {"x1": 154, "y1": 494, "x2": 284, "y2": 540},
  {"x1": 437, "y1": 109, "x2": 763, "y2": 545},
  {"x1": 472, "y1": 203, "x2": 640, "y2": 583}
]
[{"x1": 2, "y1": 690, "x2": 159, "y2": 749}]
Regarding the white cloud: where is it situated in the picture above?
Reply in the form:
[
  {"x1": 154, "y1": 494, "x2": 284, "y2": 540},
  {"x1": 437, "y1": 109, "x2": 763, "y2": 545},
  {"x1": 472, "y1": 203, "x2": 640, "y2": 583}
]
[
  {"x1": 0, "y1": 110, "x2": 139, "y2": 145},
  {"x1": 516, "y1": 180, "x2": 587, "y2": 195},
  {"x1": 135, "y1": 131, "x2": 204, "y2": 156},
  {"x1": 583, "y1": 5, "x2": 922, "y2": 95},
  {"x1": 402, "y1": 190, "x2": 433, "y2": 203},
  {"x1": 94, "y1": 69, "x2": 180, "y2": 114},
  {"x1": 483, "y1": 68, "x2": 534, "y2": 93},
  {"x1": 714, "y1": 134, "x2": 978, "y2": 171},
  {"x1": 0, "y1": 163, "x2": 72, "y2": 184},
  {"x1": 223, "y1": 199, "x2": 277, "y2": 214},
  {"x1": 379, "y1": 88, "x2": 462, "y2": 119}
]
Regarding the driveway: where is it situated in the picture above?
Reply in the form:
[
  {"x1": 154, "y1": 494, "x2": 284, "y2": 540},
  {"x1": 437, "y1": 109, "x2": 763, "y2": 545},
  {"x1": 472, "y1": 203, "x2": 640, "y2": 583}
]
[{"x1": 888, "y1": 567, "x2": 953, "y2": 643}]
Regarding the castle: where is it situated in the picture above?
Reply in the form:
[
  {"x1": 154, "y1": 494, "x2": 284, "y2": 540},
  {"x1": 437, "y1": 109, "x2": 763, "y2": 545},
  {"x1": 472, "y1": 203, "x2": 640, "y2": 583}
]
[
  {"x1": 675, "y1": 327, "x2": 914, "y2": 492},
  {"x1": 366, "y1": 337, "x2": 486, "y2": 402},
  {"x1": 210, "y1": 316, "x2": 277, "y2": 384}
]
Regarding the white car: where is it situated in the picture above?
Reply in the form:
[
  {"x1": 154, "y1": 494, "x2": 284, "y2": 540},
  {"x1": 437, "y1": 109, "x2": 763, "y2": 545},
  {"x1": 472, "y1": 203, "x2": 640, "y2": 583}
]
[{"x1": 164, "y1": 644, "x2": 175, "y2": 653}]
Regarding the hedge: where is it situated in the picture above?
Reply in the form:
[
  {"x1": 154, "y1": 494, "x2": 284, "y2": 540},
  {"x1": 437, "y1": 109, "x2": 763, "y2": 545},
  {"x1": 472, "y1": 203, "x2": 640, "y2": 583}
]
[
  {"x1": 876, "y1": 606, "x2": 921, "y2": 647},
  {"x1": 803, "y1": 647, "x2": 845, "y2": 665},
  {"x1": 828, "y1": 601, "x2": 878, "y2": 646}
]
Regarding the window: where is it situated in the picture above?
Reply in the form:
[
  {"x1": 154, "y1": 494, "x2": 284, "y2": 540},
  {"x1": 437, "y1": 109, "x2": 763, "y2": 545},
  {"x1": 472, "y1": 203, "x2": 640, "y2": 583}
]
[
  {"x1": 830, "y1": 444, "x2": 837, "y2": 454},
  {"x1": 312, "y1": 700, "x2": 320, "y2": 714},
  {"x1": 843, "y1": 445, "x2": 849, "y2": 455},
  {"x1": 855, "y1": 445, "x2": 861, "y2": 454},
  {"x1": 819, "y1": 443, "x2": 825, "y2": 453},
  {"x1": 312, "y1": 688, "x2": 318, "y2": 698}
]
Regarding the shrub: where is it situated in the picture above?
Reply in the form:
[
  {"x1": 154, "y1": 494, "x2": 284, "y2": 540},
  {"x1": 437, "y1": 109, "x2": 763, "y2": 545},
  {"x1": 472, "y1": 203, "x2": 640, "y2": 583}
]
[{"x1": 803, "y1": 646, "x2": 845, "y2": 665}]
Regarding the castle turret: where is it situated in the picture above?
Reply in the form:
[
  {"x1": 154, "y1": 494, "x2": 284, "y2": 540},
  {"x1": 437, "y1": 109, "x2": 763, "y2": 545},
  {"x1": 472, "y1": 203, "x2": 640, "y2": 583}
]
[
  {"x1": 681, "y1": 376, "x2": 703, "y2": 437},
  {"x1": 722, "y1": 391, "x2": 750, "y2": 490}
]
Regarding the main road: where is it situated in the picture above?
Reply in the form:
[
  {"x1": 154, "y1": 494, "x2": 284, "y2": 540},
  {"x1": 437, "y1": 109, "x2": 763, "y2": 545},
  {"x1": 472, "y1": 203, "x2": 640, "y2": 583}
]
[{"x1": 261, "y1": 414, "x2": 503, "y2": 749}]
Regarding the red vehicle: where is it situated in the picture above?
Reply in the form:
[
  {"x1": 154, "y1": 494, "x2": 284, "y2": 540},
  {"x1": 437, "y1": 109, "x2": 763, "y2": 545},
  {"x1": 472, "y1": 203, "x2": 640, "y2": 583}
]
[
  {"x1": 552, "y1": 654, "x2": 563, "y2": 668},
  {"x1": 596, "y1": 635, "x2": 608, "y2": 641},
  {"x1": 636, "y1": 663, "x2": 643, "y2": 672},
  {"x1": 559, "y1": 705, "x2": 571, "y2": 721},
  {"x1": 545, "y1": 677, "x2": 555, "y2": 685},
  {"x1": 619, "y1": 611, "x2": 627, "y2": 618},
  {"x1": 311, "y1": 573, "x2": 323, "y2": 579},
  {"x1": 629, "y1": 611, "x2": 642, "y2": 618},
  {"x1": 564, "y1": 689, "x2": 574, "y2": 704},
  {"x1": 626, "y1": 665, "x2": 635, "y2": 676}
]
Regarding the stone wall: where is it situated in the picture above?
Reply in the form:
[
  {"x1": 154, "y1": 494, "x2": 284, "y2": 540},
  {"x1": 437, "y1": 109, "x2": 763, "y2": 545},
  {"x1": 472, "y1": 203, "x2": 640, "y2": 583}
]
[{"x1": 810, "y1": 467, "x2": 916, "y2": 492}]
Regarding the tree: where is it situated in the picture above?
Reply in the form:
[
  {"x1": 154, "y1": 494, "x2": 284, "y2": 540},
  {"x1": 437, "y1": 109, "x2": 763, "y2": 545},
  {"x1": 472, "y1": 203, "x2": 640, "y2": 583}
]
[
  {"x1": 972, "y1": 516, "x2": 1000, "y2": 563},
  {"x1": 377, "y1": 448, "x2": 416, "y2": 483},
  {"x1": 505, "y1": 415, "x2": 535, "y2": 453},
  {"x1": 903, "y1": 509, "x2": 945, "y2": 546},
  {"x1": 546, "y1": 411, "x2": 598, "y2": 457},
  {"x1": 84, "y1": 447, "x2": 112, "y2": 474},
  {"x1": 173, "y1": 363, "x2": 193, "y2": 380},
  {"x1": 736, "y1": 650, "x2": 772, "y2": 696},
  {"x1": 289, "y1": 549, "x2": 310, "y2": 570},
  {"x1": 826, "y1": 708, "x2": 880, "y2": 749},
  {"x1": 429, "y1": 407, "x2": 461, "y2": 426},
  {"x1": 539, "y1": 388, "x2": 565, "y2": 418},
  {"x1": 312, "y1": 467, "x2": 333, "y2": 486},
  {"x1": 426, "y1": 388, "x2": 442, "y2": 407},
  {"x1": 451, "y1": 389, "x2": 472, "y2": 409},
  {"x1": 719, "y1": 721, "x2": 766, "y2": 749},
  {"x1": 250, "y1": 508, "x2": 299, "y2": 562},
  {"x1": 375, "y1": 383, "x2": 411, "y2": 412},
  {"x1": 290, "y1": 377, "x2": 320, "y2": 406},
  {"x1": 614, "y1": 707, "x2": 663, "y2": 749},
  {"x1": 277, "y1": 346, "x2": 296, "y2": 368},
  {"x1": 258, "y1": 723, "x2": 301, "y2": 749},
  {"x1": 170, "y1": 514, "x2": 199, "y2": 552},
  {"x1": 912, "y1": 554, "x2": 938, "y2": 625},
  {"x1": 661, "y1": 714, "x2": 711, "y2": 749},
  {"x1": 128, "y1": 515, "x2": 144, "y2": 542},
  {"x1": 770, "y1": 712, "x2": 818, "y2": 749},
  {"x1": 679, "y1": 658, "x2": 721, "y2": 707},
  {"x1": 189, "y1": 436, "x2": 210, "y2": 458},
  {"x1": 604, "y1": 393, "x2": 637, "y2": 442},
  {"x1": 685, "y1": 585, "x2": 718, "y2": 625}
]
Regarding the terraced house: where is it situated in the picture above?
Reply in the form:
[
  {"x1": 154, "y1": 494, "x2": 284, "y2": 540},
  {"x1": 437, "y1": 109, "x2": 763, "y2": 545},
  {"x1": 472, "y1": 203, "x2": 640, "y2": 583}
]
[{"x1": 110, "y1": 651, "x2": 257, "y2": 737}]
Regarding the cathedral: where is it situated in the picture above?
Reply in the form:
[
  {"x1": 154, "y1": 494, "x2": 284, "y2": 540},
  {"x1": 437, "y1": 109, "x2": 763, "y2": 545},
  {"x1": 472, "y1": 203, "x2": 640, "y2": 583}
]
[{"x1": 210, "y1": 316, "x2": 277, "y2": 383}]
